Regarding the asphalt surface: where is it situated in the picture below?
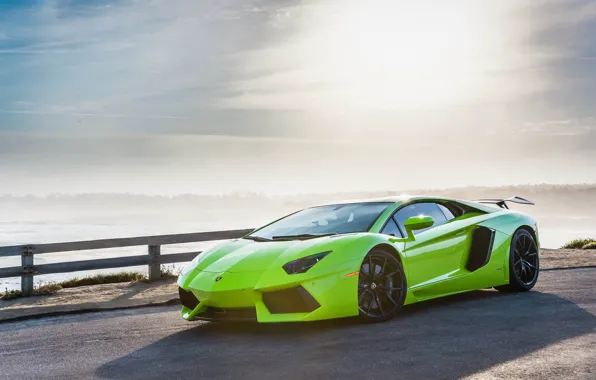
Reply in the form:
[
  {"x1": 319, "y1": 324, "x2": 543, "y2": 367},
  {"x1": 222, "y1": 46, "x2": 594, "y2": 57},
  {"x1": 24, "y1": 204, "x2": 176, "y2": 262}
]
[{"x1": 1, "y1": 269, "x2": 595, "y2": 380}]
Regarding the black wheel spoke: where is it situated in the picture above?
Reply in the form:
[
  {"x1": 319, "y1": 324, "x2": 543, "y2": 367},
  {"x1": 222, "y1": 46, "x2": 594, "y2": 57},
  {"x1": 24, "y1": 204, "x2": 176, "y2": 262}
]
[
  {"x1": 516, "y1": 239, "x2": 523, "y2": 253},
  {"x1": 373, "y1": 291, "x2": 385, "y2": 315},
  {"x1": 521, "y1": 265, "x2": 529, "y2": 282},
  {"x1": 366, "y1": 293, "x2": 374, "y2": 314},
  {"x1": 384, "y1": 270, "x2": 398, "y2": 278},
  {"x1": 368, "y1": 256, "x2": 375, "y2": 280},
  {"x1": 358, "y1": 290, "x2": 366, "y2": 303},
  {"x1": 379, "y1": 286, "x2": 402, "y2": 291},
  {"x1": 522, "y1": 235, "x2": 527, "y2": 250},
  {"x1": 383, "y1": 291, "x2": 398, "y2": 306}
]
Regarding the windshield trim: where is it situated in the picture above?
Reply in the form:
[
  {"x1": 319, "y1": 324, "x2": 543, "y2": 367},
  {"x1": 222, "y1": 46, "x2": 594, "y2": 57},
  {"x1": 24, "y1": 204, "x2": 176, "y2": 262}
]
[{"x1": 246, "y1": 201, "x2": 394, "y2": 239}]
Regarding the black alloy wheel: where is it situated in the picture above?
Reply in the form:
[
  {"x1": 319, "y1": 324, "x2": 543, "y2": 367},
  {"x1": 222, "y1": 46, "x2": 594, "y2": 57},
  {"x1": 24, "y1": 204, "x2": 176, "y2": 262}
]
[
  {"x1": 358, "y1": 249, "x2": 406, "y2": 322},
  {"x1": 496, "y1": 229, "x2": 540, "y2": 292}
]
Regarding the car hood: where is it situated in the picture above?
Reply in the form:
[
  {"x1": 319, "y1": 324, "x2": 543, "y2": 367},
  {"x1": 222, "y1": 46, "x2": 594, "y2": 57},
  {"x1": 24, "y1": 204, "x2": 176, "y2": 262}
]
[{"x1": 192, "y1": 235, "x2": 351, "y2": 273}]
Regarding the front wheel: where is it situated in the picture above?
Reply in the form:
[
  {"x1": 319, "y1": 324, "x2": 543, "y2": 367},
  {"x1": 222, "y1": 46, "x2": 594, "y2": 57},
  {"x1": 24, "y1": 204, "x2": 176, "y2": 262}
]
[
  {"x1": 358, "y1": 249, "x2": 407, "y2": 323},
  {"x1": 495, "y1": 229, "x2": 539, "y2": 292}
]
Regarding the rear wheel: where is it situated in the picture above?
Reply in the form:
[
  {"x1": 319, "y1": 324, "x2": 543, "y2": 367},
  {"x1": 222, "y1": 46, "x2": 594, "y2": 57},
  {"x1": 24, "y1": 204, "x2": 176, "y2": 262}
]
[
  {"x1": 495, "y1": 229, "x2": 539, "y2": 292},
  {"x1": 358, "y1": 249, "x2": 407, "y2": 323}
]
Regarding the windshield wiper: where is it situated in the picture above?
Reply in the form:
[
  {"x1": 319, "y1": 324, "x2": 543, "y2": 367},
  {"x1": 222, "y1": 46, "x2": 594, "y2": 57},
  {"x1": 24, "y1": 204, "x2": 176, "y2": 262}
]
[
  {"x1": 242, "y1": 236, "x2": 272, "y2": 242},
  {"x1": 271, "y1": 233, "x2": 336, "y2": 241}
]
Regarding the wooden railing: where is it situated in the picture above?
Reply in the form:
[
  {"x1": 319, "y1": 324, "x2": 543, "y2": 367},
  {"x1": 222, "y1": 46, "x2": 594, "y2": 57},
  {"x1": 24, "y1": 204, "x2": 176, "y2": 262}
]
[{"x1": 0, "y1": 229, "x2": 254, "y2": 296}]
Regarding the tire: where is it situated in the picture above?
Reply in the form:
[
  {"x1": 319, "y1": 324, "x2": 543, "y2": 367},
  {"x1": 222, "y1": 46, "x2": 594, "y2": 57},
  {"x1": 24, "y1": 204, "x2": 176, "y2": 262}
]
[
  {"x1": 495, "y1": 229, "x2": 539, "y2": 292},
  {"x1": 358, "y1": 249, "x2": 407, "y2": 323}
]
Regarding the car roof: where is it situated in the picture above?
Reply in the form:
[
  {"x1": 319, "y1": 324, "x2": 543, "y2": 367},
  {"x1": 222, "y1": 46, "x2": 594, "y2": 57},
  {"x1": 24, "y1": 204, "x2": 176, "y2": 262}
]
[
  {"x1": 313, "y1": 195, "x2": 500, "y2": 213},
  {"x1": 315, "y1": 195, "x2": 448, "y2": 206}
]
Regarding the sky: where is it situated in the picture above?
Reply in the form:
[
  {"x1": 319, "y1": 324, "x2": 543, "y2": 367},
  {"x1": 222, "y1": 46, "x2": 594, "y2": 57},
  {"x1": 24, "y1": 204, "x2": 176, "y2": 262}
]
[{"x1": 0, "y1": 0, "x2": 595, "y2": 195}]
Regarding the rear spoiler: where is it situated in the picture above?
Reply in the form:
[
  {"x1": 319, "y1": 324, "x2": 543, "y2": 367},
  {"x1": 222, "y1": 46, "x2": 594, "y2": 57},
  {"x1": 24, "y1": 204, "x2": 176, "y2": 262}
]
[{"x1": 475, "y1": 196, "x2": 535, "y2": 209}]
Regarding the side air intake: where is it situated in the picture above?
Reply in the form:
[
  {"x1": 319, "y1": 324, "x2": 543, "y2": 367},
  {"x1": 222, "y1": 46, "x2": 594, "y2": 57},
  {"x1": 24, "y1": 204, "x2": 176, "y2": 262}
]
[{"x1": 466, "y1": 226, "x2": 496, "y2": 271}]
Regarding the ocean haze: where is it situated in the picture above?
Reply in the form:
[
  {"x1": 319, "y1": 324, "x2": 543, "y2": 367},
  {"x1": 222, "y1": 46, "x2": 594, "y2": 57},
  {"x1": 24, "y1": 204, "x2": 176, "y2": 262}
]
[
  {"x1": 0, "y1": 184, "x2": 594, "y2": 290},
  {"x1": 1, "y1": 184, "x2": 594, "y2": 245},
  {"x1": 1, "y1": 131, "x2": 594, "y2": 195}
]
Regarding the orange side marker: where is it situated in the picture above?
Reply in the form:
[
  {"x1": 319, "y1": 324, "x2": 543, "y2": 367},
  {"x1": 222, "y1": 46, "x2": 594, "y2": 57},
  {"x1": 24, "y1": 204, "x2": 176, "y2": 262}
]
[{"x1": 345, "y1": 271, "x2": 360, "y2": 278}]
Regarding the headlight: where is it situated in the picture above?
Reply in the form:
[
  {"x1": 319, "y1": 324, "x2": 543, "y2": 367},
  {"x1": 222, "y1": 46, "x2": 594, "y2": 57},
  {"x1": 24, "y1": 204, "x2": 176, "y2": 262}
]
[
  {"x1": 282, "y1": 251, "x2": 331, "y2": 275},
  {"x1": 181, "y1": 254, "x2": 203, "y2": 275}
]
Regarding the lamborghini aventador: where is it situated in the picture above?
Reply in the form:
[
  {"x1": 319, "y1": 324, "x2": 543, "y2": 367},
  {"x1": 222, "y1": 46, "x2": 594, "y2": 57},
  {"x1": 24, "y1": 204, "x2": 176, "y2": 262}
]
[{"x1": 177, "y1": 195, "x2": 539, "y2": 323}]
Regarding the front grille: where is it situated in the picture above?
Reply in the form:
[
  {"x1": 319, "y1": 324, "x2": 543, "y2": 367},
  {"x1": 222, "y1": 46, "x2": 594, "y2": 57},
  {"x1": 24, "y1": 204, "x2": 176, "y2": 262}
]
[
  {"x1": 179, "y1": 287, "x2": 199, "y2": 310},
  {"x1": 262, "y1": 286, "x2": 320, "y2": 314},
  {"x1": 197, "y1": 307, "x2": 257, "y2": 321}
]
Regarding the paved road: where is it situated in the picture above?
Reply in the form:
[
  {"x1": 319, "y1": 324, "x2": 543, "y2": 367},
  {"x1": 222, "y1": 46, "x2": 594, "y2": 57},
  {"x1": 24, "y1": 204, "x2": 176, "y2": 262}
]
[{"x1": 1, "y1": 269, "x2": 595, "y2": 380}]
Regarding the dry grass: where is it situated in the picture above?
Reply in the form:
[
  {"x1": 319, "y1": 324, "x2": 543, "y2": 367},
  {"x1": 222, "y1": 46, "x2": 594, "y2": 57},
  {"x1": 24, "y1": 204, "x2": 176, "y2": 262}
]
[
  {"x1": 158, "y1": 264, "x2": 182, "y2": 279},
  {"x1": 561, "y1": 238, "x2": 596, "y2": 249},
  {"x1": 1, "y1": 282, "x2": 63, "y2": 300},
  {"x1": 1, "y1": 290, "x2": 22, "y2": 301},
  {"x1": 1, "y1": 266, "x2": 181, "y2": 301},
  {"x1": 59, "y1": 272, "x2": 146, "y2": 288}
]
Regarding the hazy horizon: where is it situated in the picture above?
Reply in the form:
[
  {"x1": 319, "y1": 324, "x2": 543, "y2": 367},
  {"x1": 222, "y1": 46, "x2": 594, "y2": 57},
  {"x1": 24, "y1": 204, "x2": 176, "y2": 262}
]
[
  {"x1": 0, "y1": 181, "x2": 595, "y2": 197},
  {"x1": 1, "y1": 183, "x2": 595, "y2": 289}
]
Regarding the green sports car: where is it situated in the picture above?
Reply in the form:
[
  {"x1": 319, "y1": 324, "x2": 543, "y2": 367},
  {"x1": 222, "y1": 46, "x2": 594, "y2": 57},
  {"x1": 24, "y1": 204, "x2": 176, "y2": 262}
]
[{"x1": 177, "y1": 195, "x2": 539, "y2": 323}]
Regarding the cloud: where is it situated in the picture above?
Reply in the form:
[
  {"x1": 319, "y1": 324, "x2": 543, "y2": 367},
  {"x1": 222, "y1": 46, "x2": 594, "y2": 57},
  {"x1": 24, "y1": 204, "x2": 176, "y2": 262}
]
[
  {"x1": 0, "y1": 0, "x2": 595, "y2": 143},
  {"x1": 217, "y1": 0, "x2": 596, "y2": 111},
  {"x1": 0, "y1": 0, "x2": 281, "y2": 131},
  {"x1": 0, "y1": 109, "x2": 188, "y2": 120},
  {"x1": 522, "y1": 118, "x2": 596, "y2": 136}
]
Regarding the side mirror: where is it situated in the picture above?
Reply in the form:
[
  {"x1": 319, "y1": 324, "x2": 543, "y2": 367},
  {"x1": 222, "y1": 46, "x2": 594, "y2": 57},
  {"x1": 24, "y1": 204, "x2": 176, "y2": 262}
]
[
  {"x1": 388, "y1": 215, "x2": 434, "y2": 244},
  {"x1": 403, "y1": 215, "x2": 434, "y2": 240},
  {"x1": 404, "y1": 215, "x2": 434, "y2": 231}
]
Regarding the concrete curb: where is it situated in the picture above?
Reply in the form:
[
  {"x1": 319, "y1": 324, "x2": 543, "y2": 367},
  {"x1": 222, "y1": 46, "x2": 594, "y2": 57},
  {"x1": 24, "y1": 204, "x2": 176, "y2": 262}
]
[
  {"x1": 542, "y1": 265, "x2": 596, "y2": 271},
  {"x1": 0, "y1": 298, "x2": 179, "y2": 324}
]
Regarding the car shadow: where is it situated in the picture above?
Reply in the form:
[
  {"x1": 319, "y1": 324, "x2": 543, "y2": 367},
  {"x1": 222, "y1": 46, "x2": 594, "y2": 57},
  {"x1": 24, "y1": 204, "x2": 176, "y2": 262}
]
[{"x1": 96, "y1": 289, "x2": 596, "y2": 380}]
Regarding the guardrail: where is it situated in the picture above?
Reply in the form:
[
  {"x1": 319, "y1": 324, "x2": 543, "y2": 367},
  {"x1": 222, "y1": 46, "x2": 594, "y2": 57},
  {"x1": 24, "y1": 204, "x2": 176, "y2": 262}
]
[{"x1": 0, "y1": 228, "x2": 254, "y2": 296}]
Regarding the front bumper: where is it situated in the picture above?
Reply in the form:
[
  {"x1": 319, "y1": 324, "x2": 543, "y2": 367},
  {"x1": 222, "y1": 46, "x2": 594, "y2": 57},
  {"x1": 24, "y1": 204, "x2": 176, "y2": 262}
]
[
  {"x1": 177, "y1": 259, "x2": 361, "y2": 323},
  {"x1": 179, "y1": 285, "x2": 320, "y2": 322}
]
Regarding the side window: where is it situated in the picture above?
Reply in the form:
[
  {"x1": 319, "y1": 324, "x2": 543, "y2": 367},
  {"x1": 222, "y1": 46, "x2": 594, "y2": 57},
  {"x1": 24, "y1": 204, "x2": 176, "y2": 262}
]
[
  {"x1": 393, "y1": 202, "x2": 448, "y2": 235},
  {"x1": 380, "y1": 218, "x2": 403, "y2": 237},
  {"x1": 438, "y1": 204, "x2": 455, "y2": 221}
]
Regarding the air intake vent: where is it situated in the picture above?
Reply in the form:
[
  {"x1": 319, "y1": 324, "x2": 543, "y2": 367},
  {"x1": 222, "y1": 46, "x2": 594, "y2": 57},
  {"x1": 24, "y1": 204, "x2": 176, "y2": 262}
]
[
  {"x1": 466, "y1": 226, "x2": 496, "y2": 271},
  {"x1": 179, "y1": 287, "x2": 199, "y2": 310},
  {"x1": 262, "y1": 286, "x2": 320, "y2": 314}
]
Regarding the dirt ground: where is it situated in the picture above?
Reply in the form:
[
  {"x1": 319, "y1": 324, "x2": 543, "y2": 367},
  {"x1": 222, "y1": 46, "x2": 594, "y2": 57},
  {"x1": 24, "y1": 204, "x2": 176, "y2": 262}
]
[
  {"x1": 540, "y1": 248, "x2": 596, "y2": 269},
  {"x1": 0, "y1": 248, "x2": 594, "y2": 322},
  {"x1": 0, "y1": 278, "x2": 178, "y2": 321}
]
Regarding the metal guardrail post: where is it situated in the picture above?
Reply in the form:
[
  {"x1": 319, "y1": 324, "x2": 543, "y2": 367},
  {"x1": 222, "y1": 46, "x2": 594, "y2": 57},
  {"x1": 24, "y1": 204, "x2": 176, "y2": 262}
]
[
  {"x1": 21, "y1": 245, "x2": 34, "y2": 296},
  {"x1": 148, "y1": 245, "x2": 161, "y2": 282}
]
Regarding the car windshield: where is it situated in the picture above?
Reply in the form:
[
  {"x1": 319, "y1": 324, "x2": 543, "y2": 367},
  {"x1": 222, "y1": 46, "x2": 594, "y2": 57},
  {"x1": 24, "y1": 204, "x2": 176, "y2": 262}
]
[{"x1": 249, "y1": 202, "x2": 392, "y2": 240}]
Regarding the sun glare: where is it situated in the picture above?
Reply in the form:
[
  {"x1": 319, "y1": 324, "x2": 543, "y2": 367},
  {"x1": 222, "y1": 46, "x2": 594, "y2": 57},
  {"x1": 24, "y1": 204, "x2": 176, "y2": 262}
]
[{"x1": 308, "y1": 0, "x2": 504, "y2": 110}]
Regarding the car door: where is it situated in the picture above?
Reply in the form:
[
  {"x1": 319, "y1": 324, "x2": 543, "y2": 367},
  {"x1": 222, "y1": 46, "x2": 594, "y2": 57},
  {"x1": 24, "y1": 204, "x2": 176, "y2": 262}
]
[{"x1": 394, "y1": 202, "x2": 468, "y2": 295}]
